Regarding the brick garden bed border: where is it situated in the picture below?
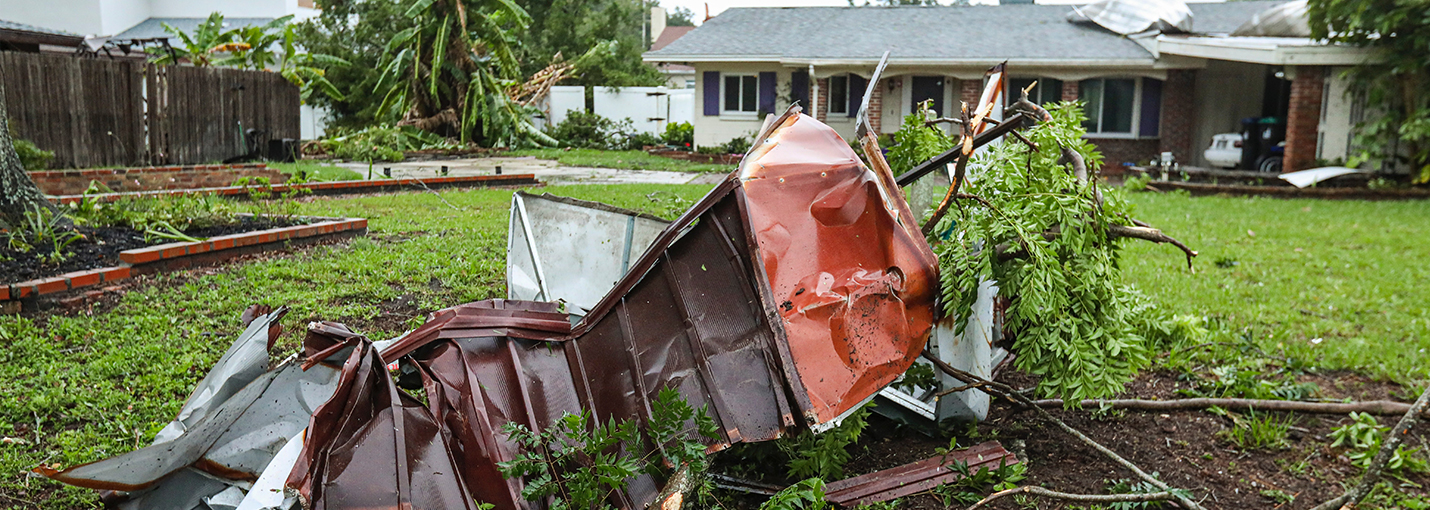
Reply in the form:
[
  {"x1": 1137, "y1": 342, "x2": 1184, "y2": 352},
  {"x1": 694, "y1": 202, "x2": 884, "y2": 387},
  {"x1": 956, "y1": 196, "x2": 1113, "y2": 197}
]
[
  {"x1": 2, "y1": 216, "x2": 368, "y2": 312},
  {"x1": 49, "y1": 173, "x2": 541, "y2": 204}
]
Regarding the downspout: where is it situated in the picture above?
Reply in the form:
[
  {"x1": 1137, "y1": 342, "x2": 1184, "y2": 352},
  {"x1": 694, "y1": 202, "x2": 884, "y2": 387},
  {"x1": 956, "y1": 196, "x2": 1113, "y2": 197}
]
[{"x1": 809, "y1": 64, "x2": 819, "y2": 118}]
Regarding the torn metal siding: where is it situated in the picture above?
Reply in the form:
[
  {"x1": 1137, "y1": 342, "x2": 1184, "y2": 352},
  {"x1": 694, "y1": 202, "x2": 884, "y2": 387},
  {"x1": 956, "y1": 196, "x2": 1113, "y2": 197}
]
[
  {"x1": 287, "y1": 330, "x2": 481, "y2": 510},
  {"x1": 506, "y1": 192, "x2": 669, "y2": 314},
  {"x1": 739, "y1": 111, "x2": 940, "y2": 425}
]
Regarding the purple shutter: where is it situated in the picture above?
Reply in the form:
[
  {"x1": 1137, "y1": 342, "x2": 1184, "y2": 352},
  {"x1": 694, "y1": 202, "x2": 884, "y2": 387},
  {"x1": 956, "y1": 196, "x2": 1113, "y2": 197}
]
[
  {"x1": 703, "y1": 72, "x2": 720, "y2": 116},
  {"x1": 791, "y1": 71, "x2": 810, "y2": 109},
  {"x1": 848, "y1": 74, "x2": 867, "y2": 117},
  {"x1": 758, "y1": 72, "x2": 776, "y2": 115},
  {"x1": 1140, "y1": 78, "x2": 1162, "y2": 137}
]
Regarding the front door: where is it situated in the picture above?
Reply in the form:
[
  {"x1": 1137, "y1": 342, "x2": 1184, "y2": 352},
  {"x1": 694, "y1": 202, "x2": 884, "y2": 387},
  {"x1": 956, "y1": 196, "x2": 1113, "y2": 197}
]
[{"x1": 912, "y1": 76, "x2": 945, "y2": 117}]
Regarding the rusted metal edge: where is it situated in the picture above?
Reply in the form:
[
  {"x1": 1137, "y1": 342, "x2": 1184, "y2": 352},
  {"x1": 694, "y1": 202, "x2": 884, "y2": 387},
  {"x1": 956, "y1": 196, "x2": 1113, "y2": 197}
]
[
  {"x1": 824, "y1": 440, "x2": 1017, "y2": 507},
  {"x1": 515, "y1": 190, "x2": 672, "y2": 223}
]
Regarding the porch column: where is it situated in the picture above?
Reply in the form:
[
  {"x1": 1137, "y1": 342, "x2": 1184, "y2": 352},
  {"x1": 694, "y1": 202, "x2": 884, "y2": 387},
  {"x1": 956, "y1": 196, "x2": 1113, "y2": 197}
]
[
  {"x1": 1159, "y1": 70, "x2": 1197, "y2": 164},
  {"x1": 959, "y1": 79, "x2": 980, "y2": 110},
  {"x1": 869, "y1": 79, "x2": 884, "y2": 133},
  {"x1": 1062, "y1": 80, "x2": 1080, "y2": 102},
  {"x1": 1284, "y1": 66, "x2": 1326, "y2": 172},
  {"x1": 815, "y1": 78, "x2": 830, "y2": 122}
]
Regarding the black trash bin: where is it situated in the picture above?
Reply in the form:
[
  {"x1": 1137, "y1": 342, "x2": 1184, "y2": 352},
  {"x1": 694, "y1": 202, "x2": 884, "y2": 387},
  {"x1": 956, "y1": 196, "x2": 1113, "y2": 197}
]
[
  {"x1": 1239, "y1": 117, "x2": 1262, "y2": 170},
  {"x1": 266, "y1": 139, "x2": 299, "y2": 163}
]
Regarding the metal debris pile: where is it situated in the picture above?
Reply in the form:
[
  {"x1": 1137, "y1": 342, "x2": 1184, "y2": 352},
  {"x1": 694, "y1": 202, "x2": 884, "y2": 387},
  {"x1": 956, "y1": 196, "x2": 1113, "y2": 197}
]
[{"x1": 39, "y1": 56, "x2": 1022, "y2": 509}]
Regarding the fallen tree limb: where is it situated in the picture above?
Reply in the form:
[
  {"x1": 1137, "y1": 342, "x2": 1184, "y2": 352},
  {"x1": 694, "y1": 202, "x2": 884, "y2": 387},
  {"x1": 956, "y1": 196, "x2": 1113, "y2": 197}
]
[
  {"x1": 966, "y1": 485, "x2": 1176, "y2": 510},
  {"x1": 919, "y1": 351, "x2": 1208, "y2": 510},
  {"x1": 921, "y1": 105, "x2": 974, "y2": 237},
  {"x1": 649, "y1": 463, "x2": 694, "y2": 510},
  {"x1": 1030, "y1": 398, "x2": 1419, "y2": 416},
  {"x1": 1107, "y1": 224, "x2": 1198, "y2": 269},
  {"x1": 1309, "y1": 383, "x2": 1430, "y2": 510}
]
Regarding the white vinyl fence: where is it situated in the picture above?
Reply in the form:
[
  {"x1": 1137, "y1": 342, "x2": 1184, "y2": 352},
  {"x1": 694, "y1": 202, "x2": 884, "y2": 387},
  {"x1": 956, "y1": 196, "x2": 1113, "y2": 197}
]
[{"x1": 533, "y1": 85, "x2": 693, "y2": 135}]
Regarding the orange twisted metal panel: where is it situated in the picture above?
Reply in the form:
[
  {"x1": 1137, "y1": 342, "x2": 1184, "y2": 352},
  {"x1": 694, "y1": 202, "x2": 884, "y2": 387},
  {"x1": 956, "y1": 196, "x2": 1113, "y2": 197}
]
[{"x1": 738, "y1": 111, "x2": 938, "y2": 425}]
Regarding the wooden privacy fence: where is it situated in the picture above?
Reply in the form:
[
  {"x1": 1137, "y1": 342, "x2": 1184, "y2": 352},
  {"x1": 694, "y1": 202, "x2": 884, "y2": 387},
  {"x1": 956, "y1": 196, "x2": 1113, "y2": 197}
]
[{"x1": 0, "y1": 52, "x2": 299, "y2": 169}]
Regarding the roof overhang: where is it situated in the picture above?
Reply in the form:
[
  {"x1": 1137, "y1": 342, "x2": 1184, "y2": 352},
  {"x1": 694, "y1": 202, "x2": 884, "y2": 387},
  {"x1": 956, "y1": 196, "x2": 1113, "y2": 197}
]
[
  {"x1": 0, "y1": 28, "x2": 83, "y2": 47},
  {"x1": 1155, "y1": 35, "x2": 1379, "y2": 66},
  {"x1": 643, "y1": 54, "x2": 1157, "y2": 68}
]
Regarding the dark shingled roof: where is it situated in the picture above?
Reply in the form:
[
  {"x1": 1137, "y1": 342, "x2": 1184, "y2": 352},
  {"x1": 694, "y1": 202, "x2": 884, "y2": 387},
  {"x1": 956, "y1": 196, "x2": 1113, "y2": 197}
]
[
  {"x1": 113, "y1": 17, "x2": 276, "y2": 42},
  {"x1": 0, "y1": 19, "x2": 81, "y2": 37},
  {"x1": 646, "y1": 1, "x2": 1287, "y2": 62}
]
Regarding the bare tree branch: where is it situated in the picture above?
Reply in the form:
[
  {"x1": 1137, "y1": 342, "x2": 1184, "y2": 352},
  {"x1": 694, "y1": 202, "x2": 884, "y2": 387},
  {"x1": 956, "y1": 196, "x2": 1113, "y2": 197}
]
[
  {"x1": 1310, "y1": 384, "x2": 1430, "y2": 510},
  {"x1": 1107, "y1": 224, "x2": 1199, "y2": 268},
  {"x1": 919, "y1": 351, "x2": 1208, "y2": 510},
  {"x1": 1030, "y1": 398, "x2": 1423, "y2": 416},
  {"x1": 921, "y1": 103, "x2": 974, "y2": 237},
  {"x1": 966, "y1": 485, "x2": 1176, "y2": 510}
]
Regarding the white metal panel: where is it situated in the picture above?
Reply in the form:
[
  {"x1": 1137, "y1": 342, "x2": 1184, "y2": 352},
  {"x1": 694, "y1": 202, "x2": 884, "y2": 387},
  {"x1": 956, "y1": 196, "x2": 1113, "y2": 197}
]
[
  {"x1": 934, "y1": 280, "x2": 998, "y2": 423},
  {"x1": 505, "y1": 193, "x2": 669, "y2": 315}
]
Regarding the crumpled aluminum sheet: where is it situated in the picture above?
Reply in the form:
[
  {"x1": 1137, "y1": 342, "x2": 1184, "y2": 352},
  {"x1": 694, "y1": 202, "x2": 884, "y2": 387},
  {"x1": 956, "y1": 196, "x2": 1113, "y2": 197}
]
[
  {"x1": 1231, "y1": 0, "x2": 1310, "y2": 37},
  {"x1": 286, "y1": 326, "x2": 481, "y2": 510},
  {"x1": 37, "y1": 307, "x2": 345, "y2": 510},
  {"x1": 1068, "y1": 0, "x2": 1193, "y2": 35}
]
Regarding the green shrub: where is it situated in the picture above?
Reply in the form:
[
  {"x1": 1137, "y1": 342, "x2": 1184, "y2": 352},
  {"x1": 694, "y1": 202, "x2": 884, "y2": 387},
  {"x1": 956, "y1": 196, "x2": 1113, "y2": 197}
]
[
  {"x1": 319, "y1": 125, "x2": 457, "y2": 163},
  {"x1": 662, "y1": 121, "x2": 694, "y2": 148},
  {"x1": 550, "y1": 111, "x2": 616, "y2": 149},
  {"x1": 14, "y1": 138, "x2": 54, "y2": 170},
  {"x1": 884, "y1": 107, "x2": 954, "y2": 176}
]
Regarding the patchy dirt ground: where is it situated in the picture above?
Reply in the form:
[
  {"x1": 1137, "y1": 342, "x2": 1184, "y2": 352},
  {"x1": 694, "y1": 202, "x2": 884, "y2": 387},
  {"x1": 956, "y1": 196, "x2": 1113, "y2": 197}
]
[{"x1": 813, "y1": 369, "x2": 1430, "y2": 509}]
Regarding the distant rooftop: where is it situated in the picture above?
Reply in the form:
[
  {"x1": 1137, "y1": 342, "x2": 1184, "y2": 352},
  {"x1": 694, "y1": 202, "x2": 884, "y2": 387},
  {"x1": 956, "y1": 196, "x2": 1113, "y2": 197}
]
[
  {"x1": 113, "y1": 17, "x2": 276, "y2": 42},
  {"x1": 0, "y1": 19, "x2": 85, "y2": 47},
  {"x1": 652, "y1": 26, "x2": 695, "y2": 51},
  {"x1": 645, "y1": 1, "x2": 1286, "y2": 63}
]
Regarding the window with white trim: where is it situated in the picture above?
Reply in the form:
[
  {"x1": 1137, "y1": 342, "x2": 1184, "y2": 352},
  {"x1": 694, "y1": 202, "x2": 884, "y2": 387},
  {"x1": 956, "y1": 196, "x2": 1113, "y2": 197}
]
[
  {"x1": 723, "y1": 74, "x2": 758, "y2": 113},
  {"x1": 1009, "y1": 77, "x2": 1064, "y2": 105},
  {"x1": 829, "y1": 74, "x2": 849, "y2": 115},
  {"x1": 1079, "y1": 78, "x2": 1138, "y2": 134}
]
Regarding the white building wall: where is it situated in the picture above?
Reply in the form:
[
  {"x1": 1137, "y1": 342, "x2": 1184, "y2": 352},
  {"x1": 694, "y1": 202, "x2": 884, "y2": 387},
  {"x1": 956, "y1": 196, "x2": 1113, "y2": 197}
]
[
  {"x1": 147, "y1": 0, "x2": 289, "y2": 19},
  {"x1": 1, "y1": 0, "x2": 104, "y2": 36}
]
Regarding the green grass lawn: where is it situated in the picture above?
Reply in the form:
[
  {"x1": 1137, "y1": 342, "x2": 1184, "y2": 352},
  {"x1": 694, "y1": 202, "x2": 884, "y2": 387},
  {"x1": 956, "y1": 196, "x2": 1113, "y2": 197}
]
[
  {"x1": 2, "y1": 185, "x2": 1427, "y2": 508},
  {"x1": 504, "y1": 148, "x2": 734, "y2": 173},
  {"x1": 1122, "y1": 192, "x2": 1430, "y2": 382},
  {"x1": 268, "y1": 161, "x2": 363, "y2": 182}
]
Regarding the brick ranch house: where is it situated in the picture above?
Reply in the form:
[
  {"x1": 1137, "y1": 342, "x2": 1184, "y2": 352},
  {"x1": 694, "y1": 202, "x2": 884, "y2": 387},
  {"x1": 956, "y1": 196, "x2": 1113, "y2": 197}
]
[{"x1": 643, "y1": 1, "x2": 1377, "y2": 172}]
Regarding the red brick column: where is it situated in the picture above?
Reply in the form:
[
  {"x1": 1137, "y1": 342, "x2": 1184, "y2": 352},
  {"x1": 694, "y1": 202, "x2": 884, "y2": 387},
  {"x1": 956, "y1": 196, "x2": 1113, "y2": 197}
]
[
  {"x1": 1062, "y1": 80, "x2": 1080, "y2": 102},
  {"x1": 869, "y1": 79, "x2": 884, "y2": 133},
  {"x1": 959, "y1": 79, "x2": 980, "y2": 111},
  {"x1": 1159, "y1": 70, "x2": 1196, "y2": 164},
  {"x1": 815, "y1": 78, "x2": 830, "y2": 122},
  {"x1": 1284, "y1": 67, "x2": 1325, "y2": 172}
]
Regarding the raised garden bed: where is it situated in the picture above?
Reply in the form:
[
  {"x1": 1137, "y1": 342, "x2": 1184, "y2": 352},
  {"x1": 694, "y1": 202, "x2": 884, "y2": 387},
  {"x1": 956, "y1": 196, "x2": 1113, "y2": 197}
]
[
  {"x1": 50, "y1": 174, "x2": 540, "y2": 204},
  {"x1": 647, "y1": 148, "x2": 743, "y2": 165},
  {"x1": 2, "y1": 215, "x2": 367, "y2": 312}
]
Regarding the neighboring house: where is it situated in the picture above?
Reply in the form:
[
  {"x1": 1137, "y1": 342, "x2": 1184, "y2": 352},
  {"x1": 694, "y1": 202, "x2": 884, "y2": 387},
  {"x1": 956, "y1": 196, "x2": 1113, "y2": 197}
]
[
  {"x1": 0, "y1": 19, "x2": 84, "y2": 53},
  {"x1": 0, "y1": 0, "x2": 318, "y2": 39},
  {"x1": 651, "y1": 25, "x2": 695, "y2": 89},
  {"x1": 643, "y1": 1, "x2": 1374, "y2": 172}
]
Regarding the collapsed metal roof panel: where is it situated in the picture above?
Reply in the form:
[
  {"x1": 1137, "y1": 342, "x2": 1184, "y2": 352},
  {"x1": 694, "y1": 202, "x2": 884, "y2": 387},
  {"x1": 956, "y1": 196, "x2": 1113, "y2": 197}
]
[{"x1": 1068, "y1": 0, "x2": 1194, "y2": 36}]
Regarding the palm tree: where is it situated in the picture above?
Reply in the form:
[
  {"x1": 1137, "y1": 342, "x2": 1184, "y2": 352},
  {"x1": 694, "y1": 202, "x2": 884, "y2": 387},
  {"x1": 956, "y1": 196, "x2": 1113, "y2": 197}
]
[{"x1": 373, "y1": 0, "x2": 554, "y2": 147}]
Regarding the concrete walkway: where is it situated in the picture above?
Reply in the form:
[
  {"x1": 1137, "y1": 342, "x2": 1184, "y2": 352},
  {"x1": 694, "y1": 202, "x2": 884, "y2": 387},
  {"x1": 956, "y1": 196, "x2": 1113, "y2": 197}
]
[{"x1": 335, "y1": 157, "x2": 727, "y2": 186}]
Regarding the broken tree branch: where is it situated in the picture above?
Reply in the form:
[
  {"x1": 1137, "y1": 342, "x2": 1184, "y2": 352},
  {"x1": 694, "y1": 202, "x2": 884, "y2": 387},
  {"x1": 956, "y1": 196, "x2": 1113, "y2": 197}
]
[
  {"x1": 921, "y1": 103, "x2": 974, "y2": 237},
  {"x1": 966, "y1": 486, "x2": 1176, "y2": 510},
  {"x1": 1309, "y1": 384, "x2": 1430, "y2": 510},
  {"x1": 919, "y1": 351, "x2": 1208, "y2": 510},
  {"x1": 1030, "y1": 398, "x2": 1423, "y2": 416},
  {"x1": 1107, "y1": 224, "x2": 1198, "y2": 268},
  {"x1": 649, "y1": 463, "x2": 694, "y2": 510}
]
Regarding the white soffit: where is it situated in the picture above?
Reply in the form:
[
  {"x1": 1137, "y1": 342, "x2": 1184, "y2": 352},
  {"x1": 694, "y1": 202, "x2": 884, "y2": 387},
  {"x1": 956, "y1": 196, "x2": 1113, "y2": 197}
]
[{"x1": 1155, "y1": 35, "x2": 1379, "y2": 66}]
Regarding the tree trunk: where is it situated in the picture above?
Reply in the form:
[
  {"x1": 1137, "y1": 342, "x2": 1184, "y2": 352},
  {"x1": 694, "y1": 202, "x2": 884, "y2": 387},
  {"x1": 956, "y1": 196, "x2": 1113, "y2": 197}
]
[{"x1": 0, "y1": 73, "x2": 53, "y2": 225}]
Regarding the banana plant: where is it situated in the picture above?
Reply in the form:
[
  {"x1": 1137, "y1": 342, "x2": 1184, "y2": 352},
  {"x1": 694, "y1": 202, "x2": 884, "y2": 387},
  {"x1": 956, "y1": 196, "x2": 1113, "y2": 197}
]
[
  {"x1": 373, "y1": 0, "x2": 555, "y2": 148},
  {"x1": 215, "y1": 16, "x2": 294, "y2": 69},
  {"x1": 148, "y1": 12, "x2": 237, "y2": 67},
  {"x1": 278, "y1": 24, "x2": 349, "y2": 104}
]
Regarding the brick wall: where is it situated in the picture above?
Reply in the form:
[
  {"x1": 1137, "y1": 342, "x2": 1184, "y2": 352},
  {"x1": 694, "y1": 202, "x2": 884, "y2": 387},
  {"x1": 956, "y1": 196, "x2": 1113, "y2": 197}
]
[
  {"x1": 959, "y1": 79, "x2": 980, "y2": 111},
  {"x1": 29, "y1": 164, "x2": 285, "y2": 196},
  {"x1": 1159, "y1": 70, "x2": 1197, "y2": 163},
  {"x1": 1062, "y1": 80, "x2": 1080, "y2": 102},
  {"x1": 1285, "y1": 66, "x2": 1325, "y2": 172},
  {"x1": 869, "y1": 79, "x2": 884, "y2": 133},
  {"x1": 1089, "y1": 138, "x2": 1160, "y2": 175},
  {"x1": 815, "y1": 78, "x2": 829, "y2": 122}
]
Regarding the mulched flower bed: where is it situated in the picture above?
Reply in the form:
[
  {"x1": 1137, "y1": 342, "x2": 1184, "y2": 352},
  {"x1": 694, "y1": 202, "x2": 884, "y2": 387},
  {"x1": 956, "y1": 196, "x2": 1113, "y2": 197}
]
[{"x1": 2, "y1": 216, "x2": 306, "y2": 285}]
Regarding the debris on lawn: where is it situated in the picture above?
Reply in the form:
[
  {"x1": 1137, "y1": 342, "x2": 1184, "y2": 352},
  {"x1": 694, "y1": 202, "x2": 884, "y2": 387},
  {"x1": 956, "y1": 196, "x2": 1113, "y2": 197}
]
[
  {"x1": 36, "y1": 306, "x2": 348, "y2": 509},
  {"x1": 822, "y1": 442, "x2": 1017, "y2": 507}
]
